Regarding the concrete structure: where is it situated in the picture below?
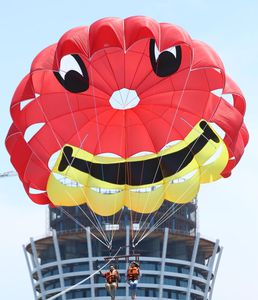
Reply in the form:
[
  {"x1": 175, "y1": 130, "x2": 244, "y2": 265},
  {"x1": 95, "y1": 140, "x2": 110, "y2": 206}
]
[{"x1": 23, "y1": 201, "x2": 222, "y2": 300}]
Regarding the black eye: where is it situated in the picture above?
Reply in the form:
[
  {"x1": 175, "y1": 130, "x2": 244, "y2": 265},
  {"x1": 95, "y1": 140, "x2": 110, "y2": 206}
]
[
  {"x1": 54, "y1": 54, "x2": 89, "y2": 93},
  {"x1": 150, "y1": 39, "x2": 182, "y2": 77}
]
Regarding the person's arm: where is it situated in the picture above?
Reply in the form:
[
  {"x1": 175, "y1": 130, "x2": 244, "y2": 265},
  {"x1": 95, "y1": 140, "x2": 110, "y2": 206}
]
[
  {"x1": 116, "y1": 271, "x2": 121, "y2": 282},
  {"x1": 99, "y1": 270, "x2": 105, "y2": 278},
  {"x1": 126, "y1": 268, "x2": 130, "y2": 282},
  {"x1": 138, "y1": 268, "x2": 141, "y2": 280}
]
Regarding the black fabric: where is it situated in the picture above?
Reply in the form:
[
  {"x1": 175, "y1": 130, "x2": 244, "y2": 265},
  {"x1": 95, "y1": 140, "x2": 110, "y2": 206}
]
[
  {"x1": 149, "y1": 39, "x2": 182, "y2": 77},
  {"x1": 58, "y1": 122, "x2": 219, "y2": 185},
  {"x1": 54, "y1": 54, "x2": 89, "y2": 93}
]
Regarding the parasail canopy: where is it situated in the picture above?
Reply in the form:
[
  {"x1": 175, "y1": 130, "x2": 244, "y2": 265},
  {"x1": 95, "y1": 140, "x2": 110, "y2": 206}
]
[{"x1": 6, "y1": 16, "x2": 248, "y2": 218}]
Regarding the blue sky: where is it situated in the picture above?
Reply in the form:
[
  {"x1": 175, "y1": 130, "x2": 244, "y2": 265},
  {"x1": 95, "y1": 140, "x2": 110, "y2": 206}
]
[{"x1": 0, "y1": 1, "x2": 258, "y2": 299}]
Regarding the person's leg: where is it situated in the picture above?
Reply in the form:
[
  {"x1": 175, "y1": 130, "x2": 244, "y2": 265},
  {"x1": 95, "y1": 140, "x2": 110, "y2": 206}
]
[
  {"x1": 110, "y1": 282, "x2": 117, "y2": 299},
  {"x1": 129, "y1": 280, "x2": 133, "y2": 298},
  {"x1": 131, "y1": 280, "x2": 138, "y2": 299},
  {"x1": 105, "y1": 283, "x2": 111, "y2": 296}
]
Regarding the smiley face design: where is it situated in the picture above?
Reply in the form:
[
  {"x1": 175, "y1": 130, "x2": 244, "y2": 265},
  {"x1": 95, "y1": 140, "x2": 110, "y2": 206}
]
[{"x1": 6, "y1": 17, "x2": 248, "y2": 215}]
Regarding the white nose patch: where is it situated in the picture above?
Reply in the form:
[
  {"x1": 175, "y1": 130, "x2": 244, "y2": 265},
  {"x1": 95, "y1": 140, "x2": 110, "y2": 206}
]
[{"x1": 109, "y1": 88, "x2": 140, "y2": 110}]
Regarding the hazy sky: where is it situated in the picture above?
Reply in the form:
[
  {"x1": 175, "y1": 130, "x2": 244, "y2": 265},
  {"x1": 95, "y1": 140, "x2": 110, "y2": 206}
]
[{"x1": 0, "y1": 1, "x2": 258, "y2": 299}]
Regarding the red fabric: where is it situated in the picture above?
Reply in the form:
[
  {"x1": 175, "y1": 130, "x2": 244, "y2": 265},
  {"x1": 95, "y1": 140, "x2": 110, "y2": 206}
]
[{"x1": 5, "y1": 16, "x2": 248, "y2": 205}]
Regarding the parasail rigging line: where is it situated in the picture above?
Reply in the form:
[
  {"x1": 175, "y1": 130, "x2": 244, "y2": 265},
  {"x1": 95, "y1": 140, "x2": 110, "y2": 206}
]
[
  {"x1": 31, "y1": 45, "x2": 225, "y2": 249},
  {"x1": 134, "y1": 203, "x2": 188, "y2": 246},
  {"x1": 56, "y1": 172, "x2": 111, "y2": 248},
  {"x1": 29, "y1": 69, "x2": 112, "y2": 248},
  {"x1": 59, "y1": 206, "x2": 110, "y2": 248},
  {"x1": 87, "y1": 58, "x2": 118, "y2": 244},
  {"x1": 132, "y1": 64, "x2": 225, "y2": 246},
  {"x1": 132, "y1": 46, "x2": 194, "y2": 243},
  {"x1": 180, "y1": 117, "x2": 217, "y2": 149},
  {"x1": 61, "y1": 64, "x2": 126, "y2": 247},
  {"x1": 132, "y1": 203, "x2": 178, "y2": 246},
  {"x1": 134, "y1": 124, "x2": 219, "y2": 246},
  {"x1": 133, "y1": 128, "x2": 217, "y2": 246},
  {"x1": 61, "y1": 65, "x2": 115, "y2": 246},
  {"x1": 60, "y1": 178, "x2": 111, "y2": 247},
  {"x1": 137, "y1": 89, "x2": 228, "y2": 244},
  {"x1": 102, "y1": 41, "x2": 150, "y2": 245},
  {"x1": 88, "y1": 44, "x2": 150, "y2": 247},
  {"x1": 109, "y1": 206, "x2": 125, "y2": 248},
  {"x1": 47, "y1": 246, "x2": 122, "y2": 300},
  {"x1": 123, "y1": 39, "x2": 167, "y2": 244}
]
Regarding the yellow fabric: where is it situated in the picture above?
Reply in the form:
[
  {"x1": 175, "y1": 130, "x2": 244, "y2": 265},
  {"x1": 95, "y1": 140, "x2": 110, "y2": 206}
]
[{"x1": 47, "y1": 120, "x2": 228, "y2": 215}]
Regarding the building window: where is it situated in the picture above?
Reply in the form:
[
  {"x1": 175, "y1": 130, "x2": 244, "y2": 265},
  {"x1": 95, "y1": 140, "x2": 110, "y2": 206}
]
[
  {"x1": 62, "y1": 262, "x2": 89, "y2": 273},
  {"x1": 42, "y1": 266, "x2": 59, "y2": 277},
  {"x1": 59, "y1": 240, "x2": 88, "y2": 259},
  {"x1": 179, "y1": 266, "x2": 190, "y2": 274},
  {"x1": 66, "y1": 289, "x2": 91, "y2": 299},
  {"x1": 190, "y1": 294, "x2": 203, "y2": 300},
  {"x1": 116, "y1": 287, "x2": 125, "y2": 296},
  {"x1": 192, "y1": 280, "x2": 205, "y2": 292},
  {"x1": 44, "y1": 280, "x2": 60, "y2": 290},
  {"x1": 163, "y1": 290, "x2": 187, "y2": 299},
  {"x1": 141, "y1": 274, "x2": 160, "y2": 284},
  {"x1": 73, "y1": 262, "x2": 89, "y2": 272},
  {"x1": 178, "y1": 292, "x2": 187, "y2": 299},
  {"x1": 145, "y1": 288, "x2": 158, "y2": 297},
  {"x1": 140, "y1": 261, "x2": 161, "y2": 271},
  {"x1": 40, "y1": 244, "x2": 56, "y2": 264},
  {"x1": 95, "y1": 287, "x2": 108, "y2": 297},
  {"x1": 165, "y1": 264, "x2": 178, "y2": 272},
  {"x1": 46, "y1": 294, "x2": 62, "y2": 300},
  {"x1": 64, "y1": 276, "x2": 87, "y2": 287},
  {"x1": 164, "y1": 276, "x2": 176, "y2": 285},
  {"x1": 194, "y1": 268, "x2": 207, "y2": 279}
]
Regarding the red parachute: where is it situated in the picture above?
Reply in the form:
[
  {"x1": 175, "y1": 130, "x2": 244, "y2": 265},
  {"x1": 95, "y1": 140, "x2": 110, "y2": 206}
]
[{"x1": 6, "y1": 16, "x2": 248, "y2": 217}]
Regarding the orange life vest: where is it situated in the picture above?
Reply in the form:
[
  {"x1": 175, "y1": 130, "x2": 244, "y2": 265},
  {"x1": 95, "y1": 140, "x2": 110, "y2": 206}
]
[
  {"x1": 105, "y1": 270, "x2": 118, "y2": 284},
  {"x1": 127, "y1": 266, "x2": 140, "y2": 281}
]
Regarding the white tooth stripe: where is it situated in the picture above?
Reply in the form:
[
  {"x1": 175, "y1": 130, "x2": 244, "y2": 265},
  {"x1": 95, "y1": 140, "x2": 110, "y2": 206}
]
[
  {"x1": 161, "y1": 140, "x2": 182, "y2": 151},
  {"x1": 214, "y1": 68, "x2": 221, "y2": 73},
  {"x1": 170, "y1": 170, "x2": 197, "y2": 184},
  {"x1": 24, "y1": 123, "x2": 45, "y2": 142},
  {"x1": 210, "y1": 123, "x2": 226, "y2": 139},
  {"x1": 211, "y1": 88, "x2": 223, "y2": 97},
  {"x1": 203, "y1": 145, "x2": 223, "y2": 166},
  {"x1": 53, "y1": 173, "x2": 83, "y2": 187},
  {"x1": 130, "y1": 151, "x2": 154, "y2": 158},
  {"x1": 91, "y1": 187, "x2": 122, "y2": 194},
  {"x1": 130, "y1": 185, "x2": 162, "y2": 193},
  {"x1": 20, "y1": 98, "x2": 34, "y2": 110},
  {"x1": 171, "y1": 178, "x2": 184, "y2": 184},
  {"x1": 20, "y1": 94, "x2": 40, "y2": 110},
  {"x1": 93, "y1": 142, "x2": 182, "y2": 159},
  {"x1": 96, "y1": 153, "x2": 123, "y2": 158},
  {"x1": 48, "y1": 150, "x2": 61, "y2": 170},
  {"x1": 222, "y1": 93, "x2": 234, "y2": 106},
  {"x1": 29, "y1": 187, "x2": 45, "y2": 194}
]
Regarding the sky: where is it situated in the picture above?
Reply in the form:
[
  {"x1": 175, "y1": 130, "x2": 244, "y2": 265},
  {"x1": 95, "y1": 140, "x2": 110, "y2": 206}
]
[{"x1": 0, "y1": 0, "x2": 258, "y2": 299}]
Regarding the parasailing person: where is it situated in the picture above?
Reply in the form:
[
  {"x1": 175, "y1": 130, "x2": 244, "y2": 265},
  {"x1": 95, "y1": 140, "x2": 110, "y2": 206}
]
[
  {"x1": 100, "y1": 264, "x2": 120, "y2": 300},
  {"x1": 127, "y1": 261, "x2": 141, "y2": 299}
]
